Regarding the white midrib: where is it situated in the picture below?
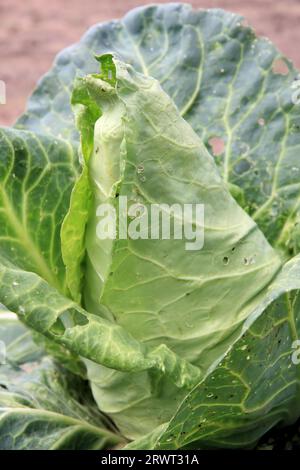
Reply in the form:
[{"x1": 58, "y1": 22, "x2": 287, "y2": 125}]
[
  {"x1": 123, "y1": 24, "x2": 149, "y2": 76},
  {"x1": 0, "y1": 186, "x2": 60, "y2": 290},
  {"x1": 286, "y1": 292, "x2": 298, "y2": 342}
]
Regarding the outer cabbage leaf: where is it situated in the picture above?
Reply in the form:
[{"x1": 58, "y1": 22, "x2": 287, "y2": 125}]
[
  {"x1": 0, "y1": 309, "x2": 43, "y2": 365},
  {"x1": 0, "y1": 314, "x2": 122, "y2": 450},
  {"x1": 0, "y1": 128, "x2": 78, "y2": 293},
  {"x1": 126, "y1": 256, "x2": 300, "y2": 449},
  {"x1": 0, "y1": 126, "x2": 87, "y2": 376},
  {"x1": 16, "y1": 3, "x2": 300, "y2": 256}
]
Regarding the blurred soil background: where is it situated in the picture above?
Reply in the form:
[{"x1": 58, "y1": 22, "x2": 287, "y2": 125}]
[{"x1": 0, "y1": 0, "x2": 300, "y2": 125}]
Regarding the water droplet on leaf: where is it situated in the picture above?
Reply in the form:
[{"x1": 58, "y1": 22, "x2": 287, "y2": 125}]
[{"x1": 18, "y1": 306, "x2": 25, "y2": 315}]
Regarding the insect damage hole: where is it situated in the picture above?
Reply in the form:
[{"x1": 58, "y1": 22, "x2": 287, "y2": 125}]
[
  {"x1": 208, "y1": 137, "x2": 225, "y2": 156},
  {"x1": 223, "y1": 256, "x2": 229, "y2": 265},
  {"x1": 272, "y1": 58, "x2": 289, "y2": 76}
]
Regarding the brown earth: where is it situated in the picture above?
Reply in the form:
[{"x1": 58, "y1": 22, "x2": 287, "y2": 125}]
[{"x1": 0, "y1": 0, "x2": 300, "y2": 126}]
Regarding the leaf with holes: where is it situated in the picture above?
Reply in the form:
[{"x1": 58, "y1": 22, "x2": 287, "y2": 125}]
[
  {"x1": 16, "y1": 3, "x2": 300, "y2": 258},
  {"x1": 126, "y1": 256, "x2": 300, "y2": 449},
  {"x1": 0, "y1": 2, "x2": 300, "y2": 450},
  {"x1": 60, "y1": 54, "x2": 300, "y2": 442}
]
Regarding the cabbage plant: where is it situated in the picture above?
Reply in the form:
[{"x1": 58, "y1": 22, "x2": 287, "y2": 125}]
[{"x1": 1, "y1": 3, "x2": 300, "y2": 450}]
